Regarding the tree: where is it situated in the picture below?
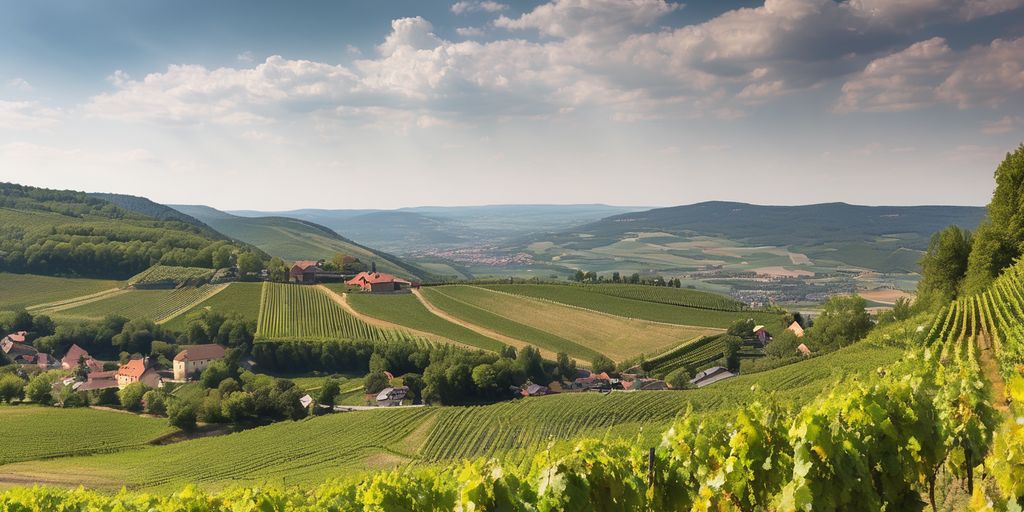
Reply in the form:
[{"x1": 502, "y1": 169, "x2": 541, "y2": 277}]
[
  {"x1": 318, "y1": 378, "x2": 341, "y2": 406},
  {"x1": 212, "y1": 245, "x2": 234, "y2": 268},
  {"x1": 472, "y1": 364, "x2": 499, "y2": 394},
  {"x1": 0, "y1": 374, "x2": 25, "y2": 403},
  {"x1": 965, "y1": 144, "x2": 1024, "y2": 293},
  {"x1": 369, "y1": 353, "x2": 388, "y2": 374},
  {"x1": 24, "y1": 371, "x2": 58, "y2": 404},
  {"x1": 364, "y1": 372, "x2": 390, "y2": 394},
  {"x1": 728, "y1": 318, "x2": 757, "y2": 340},
  {"x1": 611, "y1": 272, "x2": 621, "y2": 283},
  {"x1": 573, "y1": 269, "x2": 585, "y2": 282},
  {"x1": 556, "y1": 352, "x2": 577, "y2": 382},
  {"x1": 32, "y1": 314, "x2": 55, "y2": 337},
  {"x1": 591, "y1": 354, "x2": 616, "y2": 375},
  {"x1": 118, "y1": 382, "x2": 147, "y2": 411},
  {"x1": 143, "y1": 389, "x2": 169, "y2": 415},
  {"x1": 168, "y1": 399, "x2": 198, "y2": 432},
  {"x1": 664, "y1": 367, "x2": 692, "y2": 389},
  {"x1": 764, "y1": 330, "x2": 801, "y2": 359},
  {"x1": 916, "y1": 226, "x2": 972, "y2": 308},
  {"x1": 723, "y1": 335, "x2": 743, "y2": 372},
  {"x1": 808, "y1": 295, "x2": 872, "y2": 350},
  {"x1": 200, "y1": 360, "x2": 232, "y2": 389},
  {"x1": 221, "y1": 391, "x2": 256, "y2": 423},
  {"x1": 517, "y1": 346, "x2": 547, "y2": 384},
  {"x1": 267, "y1": 257, "x2": 289, "y2": 282},
  {"x1": 403, "y1": 373, "x2": 424, "y2": 403},
  {"x1": 236, "y1": 252, "x2": 263, "y2": 279}
]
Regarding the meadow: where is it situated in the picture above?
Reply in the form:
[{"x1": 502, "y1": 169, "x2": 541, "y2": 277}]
[
  {"x1": 477, "y1": 283, "x2": 781, "y2": 328},
  {"x1": 0, "y1": 273, "x2": 122, "y2": 312},
  {"x1": 423, "y1": 285, "x2": 717, "y2": 362},
  {"x1": 346, "y1": 292, "x2": 505, "y2": 352},
  {"x1": 0, "y1": 407, "x2": 175, "y2": 466},
  {"x1": 162, "y1": 282, "x2": 263, "y2": 331},
  {"x1": 47, "y1": 284, "x2": 227, "y2": 323}
]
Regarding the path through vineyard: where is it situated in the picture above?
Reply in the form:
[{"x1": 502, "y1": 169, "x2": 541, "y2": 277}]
[{"x1": 977, "y1": 329, "x2": 1008, "y2": 412}]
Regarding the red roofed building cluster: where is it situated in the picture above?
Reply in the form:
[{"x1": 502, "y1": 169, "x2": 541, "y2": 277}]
[{"x1": 346, "y1": 272, "x2": 415, "y2": 293}]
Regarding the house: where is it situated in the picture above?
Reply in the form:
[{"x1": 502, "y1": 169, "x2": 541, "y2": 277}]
[
  {"x1": 2, "y1": 332, "x2": 38, "y2": 364},
  {"x1": 299, "y1": 394, "x2": 314, "y2": 408},
  {"x1": 173, "y1": 344, "x2": 227, "y2": 381},
  {"x1": 572, "y1": 372, "x2": 613, "y2": 392},
  {"x1": 376, "y1": 386, "x2": 409, "y2": 406},
  {"x1": 689, "y1": 366, "x2": 737, "y2": 388},
  {"x1": 787, "y1": 321, "x2": 805, "y2": 338},
  {"x1": 61, "y1": 344, "x2": 103, "y2": 372},
  {"x1": 521, "y1": 383, "x2": 552, "y2": 397},
  {"x1": 346, "y1": 272, "x2": 413, "y2": 293},
  {"x1": 116, "y1": 358, "x2": 162, "y2": 389},
  {"x1": 77, "y1": 371, "x2": 119, "y2": 391},
  {"x1": 2, "y1": 331, "x2": 27, "y2": 344},
  {"x1": 797, "y1": 343, "x2": 812, "y2": 357},
  {"x1": 753, "y1": 325, "x2": 769, "y2": 344},
  {"x1": 289, "y1": 260, "x2": 323, "y2": 284}
]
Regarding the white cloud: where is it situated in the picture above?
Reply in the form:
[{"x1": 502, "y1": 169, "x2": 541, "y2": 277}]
[
  {"x1": 377, "y1": 17, "x2": 443, "y2": 57},
  {"x1": 983, "y1": 115, "x2": 1023, "y2": 135},
  {"x1": 6, "y1": 78, "x2": 33, "y2": 92},
  {"x1": 836, "y1": 36, "x2": 1024, "y2": 112},
  {"x1": 456, "y1": 26, "x2": 485, "y2": 37},
  {"x1": 0, "y1": 100, "x2": 62, "y2": 130},
  {"x1": 237, "y1": 51, "x2": 255, "y2": 63},
  {"x1": 451, "y1": 1, "x2": 508, "y2": 15},
  {"x1": 495, "y1": 0, "x2": 678, "y2": 40}
]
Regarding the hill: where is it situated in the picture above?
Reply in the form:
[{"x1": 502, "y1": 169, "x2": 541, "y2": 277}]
[
  {"x1": 87, "y1": 193, "x2": 218, "y2": 234},
  {"x1": 171, "y1": 205, "x2": 431, "y2": 281},
  {"x1": 229, "y1": 204, "x2": 644, "y2": 254},
  {"x1": 0, "y1": 183, "x2": 257, "y2": 279}
]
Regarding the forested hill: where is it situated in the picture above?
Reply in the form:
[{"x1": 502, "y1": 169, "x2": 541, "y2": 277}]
[
  {"x1": 171, "y1": 205, "x2": 433, "y2": 281},
  {"x1": 0, "y1": 183, "x2": 262, "y2": 279},
  {"x1": 88, "y1": 193, "x2": 215, "y2": 234}
]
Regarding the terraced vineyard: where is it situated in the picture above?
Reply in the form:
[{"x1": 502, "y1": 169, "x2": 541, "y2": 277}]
[
  {"x1": 0, "y1": 407, "x2": 175, "y2": 466},
  {"x1": 586, "y1": 284, "x2": 747, "y2": 311},
  {"x1": 421, "y1": 285, "x2": 715, "y2": 362},
  {"x1": 979, "y1": 262, "x2": 1024, "y2": 377},
  {"x1": 45, "y1": 285, "x2": 227, "y2": 323},
  {"x1": 642, "y1": 334, "x2": 727, "y2": 375},
  {"x1": 162, "y1": 282, "x2": 262, "y2": 331},
  {"x1": 127, "y1": 264, "x2": 215, "y2": 287},
  {"x1": 0, "y1": 407, "x2": 437, "y2": 491},
  {"x1": 346, "y1": 293, "x2": 505, "y2": 352},
  {"x1": 256, "y1": 282, "x2": 424, "y2": 344},
  {"x1": 0, "y1": 273, "x2": 122, "y2": 311},
  {"x1": 478, "y1": 283, "x2": 780, "y2": 329}
]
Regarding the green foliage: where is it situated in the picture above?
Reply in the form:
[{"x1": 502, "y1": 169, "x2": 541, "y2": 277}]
[
  {"x1": 118, "y1": 382, "x2": 148, "y2": 411},
  {"x1": 24, "y1": 371, "x2": 58, "y2": 404},
  {"x1": 807, "y1": 294, "x2": 872, "y2": 350},
  {"x1": 966, "y1": 144, "x2": 1024, "y2": 294},
  {"x1": 0, "y1": 373, "x2": 25, "y2": 403},
  {"x1": 591, "y1": 354, "x2": 615, "y2": 374},
  {"x1": 318, "y1": 378, "x2": 341, "y2": 406},
  {"x1": 127, "y1": 264, "x2": 216, "y2": 287},
  {"x1": 917, "y1": 225, "x2": 973, "y2": 308}
]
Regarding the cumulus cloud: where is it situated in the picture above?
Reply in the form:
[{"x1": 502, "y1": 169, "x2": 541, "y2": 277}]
[
  {"x1": 451, "y1": 1, "x2": 508, "y2": 15},
  {"x1": 836, "y1": 37, "x2": 1024, "y2": 112},
  {"x1": 456, "y1": 26, "x2": 485, "y2": 37},
  {"x1": 81, "y1": 0, "x2": 1024, "y2": 127},
  {"x1": 0, "y1": 100, "x2": 62, "y2": 130},
  {"x1": 6, "y1": 78, "x2": 33, "y2": 92}
]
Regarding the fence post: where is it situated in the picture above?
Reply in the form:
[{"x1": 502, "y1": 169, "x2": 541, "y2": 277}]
[{"x1": 648, "y1": 447, "x2": 655, "y2": 487}]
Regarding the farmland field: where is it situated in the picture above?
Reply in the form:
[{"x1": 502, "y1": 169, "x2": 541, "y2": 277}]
[
  {"x1": 162, "y1": 282, "x2": 263, "y2": 331},
  {"x1": 0, "y1": 338, "x2": 902, "y2": 490},
  {"x1": 0, "y1": 407, "x2": 175, "y2": 466},
  {"x1": 127, "y1": 265, "x2": 215, "y2": 287},
  {"x1": 255, "y1": 283, "x2": 423, "y2": 344},
  {"x1": 46, "y1": 285, "x2": 227, "y2": 323},
  {"x1": 421, "y1": 285, "x2": 717, "y2": 362},
  {"x1": 346, "y1": 293, "x2": 505, "y2": 352},
  {"x1": 0, "y1": 273, "x2": 123, "y2": 312},
  {"x1": 477, "y1": 284, "x2": 781, "y2": 329}
]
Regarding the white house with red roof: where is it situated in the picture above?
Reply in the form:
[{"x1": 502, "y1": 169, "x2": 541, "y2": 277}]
[
  {"x1": 116, "y1": 358, "x2": 162, "y2": 389},
  {"x1": 346, "y1": 272, "x2": 413, "y2": 293}
]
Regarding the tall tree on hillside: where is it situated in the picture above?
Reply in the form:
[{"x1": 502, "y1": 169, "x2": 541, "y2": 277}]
[
  {"x1": 916, "y1": 226, "x2": 972, "y2": 309},
  {"x1": 965, "y1": 144, "x2": 1024, "y2": 293}
]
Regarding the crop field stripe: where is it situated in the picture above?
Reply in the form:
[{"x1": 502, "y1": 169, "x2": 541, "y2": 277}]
[
  {"x1": 156, "y1": 283, "x2": 229, "y2": 324},
  {"x1": 27, "y1": 287, "x2": 129, "y2": 314}
]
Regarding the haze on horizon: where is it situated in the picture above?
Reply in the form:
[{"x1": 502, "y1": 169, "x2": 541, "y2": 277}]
[{"x1": 1, "y1": 0, "x2": 1022, "y2": 211}]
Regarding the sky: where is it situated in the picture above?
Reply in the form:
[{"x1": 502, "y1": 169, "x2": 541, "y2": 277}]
[{"x1": 1, "y1": 0, "x2": 1022, "y2": 210}]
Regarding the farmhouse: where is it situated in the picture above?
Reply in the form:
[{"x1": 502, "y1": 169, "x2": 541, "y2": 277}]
[
  {"x1": 116, "y1": 358, "x2": 162, "y2": 389},
  {"x1": 346, "y1": 272, "x2": 413, "y2": 293},
  {"x1": 2, "y1": 331, "x2": 37, "y2": 364},
  {"x1": 289, "y1": 260, "x2": 323, "y2": 284},
  {"x1": 690, "y1": 366, "x2": 736, "y2": 388},
  {"x1": 787, "y1": 321, "x2": 805, "y2": 338},
  {"x1": 521, "y1": 383, "x2": 553, "y2": 397},
  {"x1": 77, "y1": 370, "x2": 119, "y2": 391},
  {"x1": 797, "y1": 343, "x2": 812, "y2": 357},
  {"x1": 61, "y1": 344, "x2": 104, "y2": 373},
  {"x1": 376, "y1": 386, "x2": 409, "y2": 406},
  {"x1": 173, "y1": 344, "x2": 227, "y2": 381}
]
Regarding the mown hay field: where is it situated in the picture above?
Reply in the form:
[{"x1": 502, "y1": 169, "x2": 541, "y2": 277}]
[
  {"x1": 346, "y1": 292, "x2": 505, "y2": 352},
  {"x1": 0, "y1": 273, "x2": 122, "y2": 312}
]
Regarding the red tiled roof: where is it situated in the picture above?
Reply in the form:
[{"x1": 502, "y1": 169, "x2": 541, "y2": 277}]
[
  {"x1": 5, "y1": 331, "x2": 27, "y2": 343},
  {"x1": 62, "y1": 344, "x2": 90, "y2": 368},
  {"x1": 293, "y1": 260, "x2": 320, "y2": 270},
  {"x1": 174, "y1": 344, "x2": 226, "y2": 362},
  {"x1": 117, "y1": 358, "x2": 147, "y2": 379}
]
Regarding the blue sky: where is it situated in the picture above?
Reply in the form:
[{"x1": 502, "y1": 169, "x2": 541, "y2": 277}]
[{"x1": 1, "y1": 0, "x2": 1022, "y2": 210}]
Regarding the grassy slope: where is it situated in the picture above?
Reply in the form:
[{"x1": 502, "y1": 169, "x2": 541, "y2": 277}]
[
  {"x1": 0, "y1": 407, "x2": 175, "y2": 466},
  {"x1": 427, "y1": 285, "x2": 717, "y2": 362},
  {"x1": 419, "y1": 287, "x2": 602, "y2": 361},
  {"x1": 0, "y1": 273, "x2": 122, "y2": 311},
  {"x1": 0, "y1": 339, "x2": 902, "y2": 490},
  {"x1": 346, "y1": 293, "x2": 505, "y2": 352},
  {"x1": 478, "y1": 284, "x2": 782, "y2": 329},
  {"x1": 162, "y1": 282, "x2": 263, "y2": 331},
  {"x1": 51, "y1": 285, "x2": 224, "y2": 323}
]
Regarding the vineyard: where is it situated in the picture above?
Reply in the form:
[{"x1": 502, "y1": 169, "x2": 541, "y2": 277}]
[
  {"x1": 421, "y1": 285, "x2": 716, "y2": 362},
  {"x1": 44, "y1": 284, "x2": 227, "y2": 323},
  {"x1": 255, "y1": 282, "x2": 425, "y2": 344},
  {"x1": 346, "y1": 292, "x2": 506, "y2": 352},
  {"x1": 641, "y1": 334, "x2": 728, "y2": 375},
  {"x1": 162, "y1": 282, "x2": 263, "y2": 331},
  {"x1": 127, "y1": 264, "x2": 215, "y2": 288},
  {"x1": 0, "y1": 272, "x2": 122, "y2": 312},
  {"x1": 477, "y1": 283, "x2": 780, "y2": 329},
  {"x1": 0, "y1": 407, "x2": 175, "y2": 466}
]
